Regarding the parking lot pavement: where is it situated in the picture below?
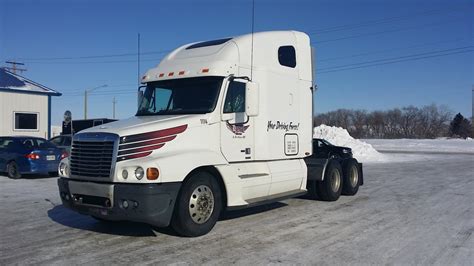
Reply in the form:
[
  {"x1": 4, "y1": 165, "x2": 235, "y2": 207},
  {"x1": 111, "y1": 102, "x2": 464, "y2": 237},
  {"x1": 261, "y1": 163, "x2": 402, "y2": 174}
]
[{"x1": 1, "y1": 153, "x2": 473, "y2": 265}]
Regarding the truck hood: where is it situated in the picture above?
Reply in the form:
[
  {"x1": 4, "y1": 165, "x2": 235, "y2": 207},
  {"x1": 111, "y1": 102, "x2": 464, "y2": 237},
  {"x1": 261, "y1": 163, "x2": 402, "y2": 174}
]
[{"x1": 79, "y1": 114, "x2": 205, "y2": 137}]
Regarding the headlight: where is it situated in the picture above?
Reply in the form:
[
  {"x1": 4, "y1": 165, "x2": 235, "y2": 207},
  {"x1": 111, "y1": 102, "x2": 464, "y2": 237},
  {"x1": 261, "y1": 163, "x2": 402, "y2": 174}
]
[
  {"x1": 134, "y1": 167, "x2": 144, "y2": 180},
  {"x1": 59, "y1": 162, "x2": 69, "y2": 177},
  {"x1": 342, "y1": 149, "x2": 351, "y2": 154}
]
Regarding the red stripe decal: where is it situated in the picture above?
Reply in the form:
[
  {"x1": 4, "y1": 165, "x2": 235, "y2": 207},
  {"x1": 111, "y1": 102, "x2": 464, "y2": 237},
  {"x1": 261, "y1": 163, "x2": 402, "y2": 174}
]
[
  {"x1": 117, "y1": 151, "x2": 152, "y2": 162},
  {"x1": 118, "y1": 143, "x2": 165, "y2": 156},
  {"x1": 119, "y1": 135, "x2": 176, "y2": 150},
  {"x1": 120, "y1": 125, "x2": 187, "y2": 144}
]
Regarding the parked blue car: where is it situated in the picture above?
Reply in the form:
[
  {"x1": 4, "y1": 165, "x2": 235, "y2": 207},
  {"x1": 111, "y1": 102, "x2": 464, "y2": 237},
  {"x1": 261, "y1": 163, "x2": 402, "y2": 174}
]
[{"x1": 0, "y1": 136, "x2": 66, "y2": 179}]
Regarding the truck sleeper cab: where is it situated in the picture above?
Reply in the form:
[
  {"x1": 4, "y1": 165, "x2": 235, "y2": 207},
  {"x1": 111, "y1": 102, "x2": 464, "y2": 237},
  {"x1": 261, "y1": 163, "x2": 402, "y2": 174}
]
[{"x1": 57, "y1": 31, "x2": 362, "y2": 237}]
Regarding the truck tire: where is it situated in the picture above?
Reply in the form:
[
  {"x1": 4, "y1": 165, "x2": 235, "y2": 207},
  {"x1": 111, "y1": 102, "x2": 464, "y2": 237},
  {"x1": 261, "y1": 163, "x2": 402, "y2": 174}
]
[
  {"x1": 342, "y1": 158, "x2": 360, "y2": 196},
  {"x1": 316, "y1": 160, "x2": 343, "y2": 201},
  {"x1": 171, "y1": 171, "x2": 222, "y2": 237},
  {"x1": 7, "y1": 161, "x2": 21, "y2": 179}
]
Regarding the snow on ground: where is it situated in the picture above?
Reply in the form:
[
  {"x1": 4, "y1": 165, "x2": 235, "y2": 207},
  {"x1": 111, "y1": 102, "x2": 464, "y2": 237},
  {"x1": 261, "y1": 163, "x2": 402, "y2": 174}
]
[
  {"x1": 364, "y1": 138, "x2": 474, "y2": 154},
  {"x1": 2, "y1": 153, "x2": 473, "y2": 264},
  {"x1": 312, "y1": 125, "x2": 474, "y2": 163},
  {"x1": 313, "y1": 125, "x2": 386, "y2": 163}
]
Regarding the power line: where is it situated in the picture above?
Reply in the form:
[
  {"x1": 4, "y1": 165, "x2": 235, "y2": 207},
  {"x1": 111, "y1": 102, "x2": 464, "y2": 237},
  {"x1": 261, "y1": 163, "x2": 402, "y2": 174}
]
[
  {"x1": 21, "y1": 16, "x2": 462, "y2": 66},
  {"x1": 318, "y1": 49, "x2": 474, "y2": 74},
  {"x1": 318, "y1": 37, "x2": 469, "y2": 62},
  {"x1": 59, "y1": 84, "x2": 136, "y2": 95},
  {"x1": 18, "y1": 15, "x2": 467, "y2": 65},
  {"x1": 306, "y1": 6, "x2": 465, "y2": 35},
  {"x1": 16, "y1": 49, "x2": 170, "y2": 61},
  {"x1": 311, "y1": 16, "x2": 467, "y2": 44},
  {"x1": 318, "y1": 46, "x2": 474, "y2": 71},
  {"x1": 23, "y1": 56, "x2": 166, "y2": 65},
  {"x1": 10, "y1": 7, "x2": 469, "y2": 63},
  {"x1": 58, "y1": 48, "x2": 473, "y2": 95}
]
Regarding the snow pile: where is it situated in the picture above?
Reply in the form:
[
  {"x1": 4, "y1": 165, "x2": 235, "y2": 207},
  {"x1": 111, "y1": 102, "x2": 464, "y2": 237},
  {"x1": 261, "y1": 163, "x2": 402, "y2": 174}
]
[{"x1": 313, "y1": 124, "x2": 385, "y2": 162}]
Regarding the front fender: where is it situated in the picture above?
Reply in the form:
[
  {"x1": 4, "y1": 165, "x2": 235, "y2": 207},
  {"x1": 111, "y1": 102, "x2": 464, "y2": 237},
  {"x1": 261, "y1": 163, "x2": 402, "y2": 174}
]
[{"x1": 155, "y1": 149, "x2": 228, "y2": 183}]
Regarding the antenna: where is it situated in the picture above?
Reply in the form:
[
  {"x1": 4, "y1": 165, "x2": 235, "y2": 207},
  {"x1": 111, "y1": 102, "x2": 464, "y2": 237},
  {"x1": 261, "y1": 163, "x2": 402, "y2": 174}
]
[
  {"x1": 250, "y1": 0, "x2": 255, "y2": 81},
  {"x1": 137, "y1": 33, "x2": 141, "y2": 87}
]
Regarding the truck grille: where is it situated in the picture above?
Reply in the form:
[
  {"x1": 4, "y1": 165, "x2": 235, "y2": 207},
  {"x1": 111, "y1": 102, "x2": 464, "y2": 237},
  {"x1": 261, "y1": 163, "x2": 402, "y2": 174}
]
[{"x1": 70, "y1": 140, "x2": 115, "y2": 178}]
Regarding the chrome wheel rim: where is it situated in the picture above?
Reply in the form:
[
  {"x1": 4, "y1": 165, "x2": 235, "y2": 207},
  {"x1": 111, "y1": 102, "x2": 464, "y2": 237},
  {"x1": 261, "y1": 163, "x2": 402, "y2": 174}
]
[
  {"x1": 189, "y1": 185, "x2": 214, "y2": 224},
  {"x1": 330, "y1": 170, "x2": 341, "y2": 192},
  {"x1": 350, "y1": 166, "x2": 359, "y2": 187}
]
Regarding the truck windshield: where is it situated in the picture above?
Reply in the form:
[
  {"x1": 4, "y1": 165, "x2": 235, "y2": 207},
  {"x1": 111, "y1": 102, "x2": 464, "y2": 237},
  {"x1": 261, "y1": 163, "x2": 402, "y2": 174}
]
[{"x1": 136, "y1": 77, "x2": 223, "y2": 116}]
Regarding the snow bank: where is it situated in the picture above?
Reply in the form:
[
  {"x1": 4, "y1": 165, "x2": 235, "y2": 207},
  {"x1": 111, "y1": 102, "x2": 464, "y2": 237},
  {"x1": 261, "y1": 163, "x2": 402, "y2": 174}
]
[{"x1": 313, "y1": 125, "x2": 385, "y2": 163}]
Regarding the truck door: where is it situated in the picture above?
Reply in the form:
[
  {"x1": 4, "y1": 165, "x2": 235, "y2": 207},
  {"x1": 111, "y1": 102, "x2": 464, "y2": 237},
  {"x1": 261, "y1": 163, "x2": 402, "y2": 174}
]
[{"x1": 220, "y1": 79, "x2": 254, "y2": 162}]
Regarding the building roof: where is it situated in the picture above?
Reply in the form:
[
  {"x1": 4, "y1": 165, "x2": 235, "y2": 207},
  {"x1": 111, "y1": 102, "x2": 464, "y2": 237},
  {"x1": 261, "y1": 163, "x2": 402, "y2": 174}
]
[{"x1": 0, "y1": 68, "x2": 62, "y2": 96}]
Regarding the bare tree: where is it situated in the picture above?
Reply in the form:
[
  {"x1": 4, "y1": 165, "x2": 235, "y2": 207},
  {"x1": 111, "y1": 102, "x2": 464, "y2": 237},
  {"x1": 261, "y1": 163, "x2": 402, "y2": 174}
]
[{"x1": 314, "y1": 104, "x2": 453, "y2": 139}]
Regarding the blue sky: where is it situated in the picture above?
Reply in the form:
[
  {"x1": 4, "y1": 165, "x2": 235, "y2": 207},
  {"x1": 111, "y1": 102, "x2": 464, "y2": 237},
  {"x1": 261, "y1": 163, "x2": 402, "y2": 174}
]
[{"x1": 1, "y1": 0, "x2": 473, "y2": 126}]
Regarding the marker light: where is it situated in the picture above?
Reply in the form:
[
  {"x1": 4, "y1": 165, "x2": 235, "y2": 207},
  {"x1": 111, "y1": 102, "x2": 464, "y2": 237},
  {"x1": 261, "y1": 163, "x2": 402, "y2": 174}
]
[
  {"x1": 159, "y1": 73, "x2": 164, "y2": 77},
  {"x1": 168, "y1": 72, "x2": 174, "y2": 77},
  {"x1": 135, "y1": 167, "x2": 144, "y2": 180},
  {"x1": 122, "y1": 169, "x2": 128, "y2": 179},
  {"x1": 202, "y1": 68, "x2": 209, "y2": 73},
  {"x1": 178, "y1": 71, "x2": 185, "y2": 75},
  {"x1": 147, "y1": 167, "x2": 159, "y2": 180}
]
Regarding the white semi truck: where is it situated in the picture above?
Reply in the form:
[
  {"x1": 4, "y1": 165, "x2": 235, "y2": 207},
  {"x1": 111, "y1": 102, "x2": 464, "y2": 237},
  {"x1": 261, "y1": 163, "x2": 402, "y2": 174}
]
[{"x1": 57, "y1": 31, "x2": 363, "y2": 236}]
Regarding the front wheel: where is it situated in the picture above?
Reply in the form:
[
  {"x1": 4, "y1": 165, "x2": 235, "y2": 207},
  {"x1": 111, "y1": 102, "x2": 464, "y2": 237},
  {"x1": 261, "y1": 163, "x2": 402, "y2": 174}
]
[
  {"x1": 171, "y1": 171, "x2": 222, "y2": 237},
  {"x1": 7, "y1": 161, "x2": 21, "y2": 179},
  {"x1": 316, "y1": 160, "x2": 343, "y2": 201}
]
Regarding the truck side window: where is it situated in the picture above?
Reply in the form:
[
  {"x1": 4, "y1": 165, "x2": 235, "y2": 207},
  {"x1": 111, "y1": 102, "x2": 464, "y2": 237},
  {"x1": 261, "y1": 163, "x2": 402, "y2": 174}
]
[
  {"x1": 224, "y1": 81, "x2": 245, "y2": 113},
  {"x1": 154, "y1": 89, "x2": 173, "y2": 111},
  {"x1": 278, "y1": 46, "x2": 296, "y2": 68}
]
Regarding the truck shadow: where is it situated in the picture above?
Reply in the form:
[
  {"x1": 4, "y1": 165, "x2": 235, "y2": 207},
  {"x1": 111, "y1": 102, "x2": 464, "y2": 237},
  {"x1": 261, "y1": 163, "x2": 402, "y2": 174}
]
[
  {"x1": 47, "y1": 202, "x2": 287, "y2": 237},
  {"x1": 0, "y1": 173, "x2": 56, "y2": 179},
  {"x1": 220, "y1": 202, "x2": 287, "y2": 221},
  {"x1": 47, "y1": 205, "x2": 169, "y2": 237}
]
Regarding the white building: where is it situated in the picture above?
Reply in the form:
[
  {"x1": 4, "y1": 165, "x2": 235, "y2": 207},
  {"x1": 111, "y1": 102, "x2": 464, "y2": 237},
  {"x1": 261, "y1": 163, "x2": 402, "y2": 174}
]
[{"x1": 0, "y1": 68, "x2": 61, "y2": 138}]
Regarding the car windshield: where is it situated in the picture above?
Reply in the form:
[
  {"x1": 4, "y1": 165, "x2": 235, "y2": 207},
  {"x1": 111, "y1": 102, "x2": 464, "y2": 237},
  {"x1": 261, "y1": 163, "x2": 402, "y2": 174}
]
[
  {"x1": 321, "y1": 139, "x2": 333, "y2": 146},
  {"x1": 0, "y1": 138, "x2": 15, "y2": 149},
  {"x1": 136, "y1": 77, "x2": 223, "y2": 116},
  {"x1": 20, "y1": 138, "x2": 56, "y2": 150},
  {"x1": 50, "y1": 137, "x2": 62, "y2": 146}
]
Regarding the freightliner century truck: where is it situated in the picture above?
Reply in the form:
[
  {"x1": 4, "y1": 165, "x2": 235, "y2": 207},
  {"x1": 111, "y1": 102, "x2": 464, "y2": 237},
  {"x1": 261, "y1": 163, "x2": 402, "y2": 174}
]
[{"x1": 57, "y1": 31, "x2": 363, "y2": 237}]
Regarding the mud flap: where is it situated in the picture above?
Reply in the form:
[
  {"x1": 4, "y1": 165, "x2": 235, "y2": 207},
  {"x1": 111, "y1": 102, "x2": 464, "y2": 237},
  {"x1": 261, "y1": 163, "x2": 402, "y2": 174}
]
[{"x1": 358, "y1": 162, "x2": 364, "y2": 186}]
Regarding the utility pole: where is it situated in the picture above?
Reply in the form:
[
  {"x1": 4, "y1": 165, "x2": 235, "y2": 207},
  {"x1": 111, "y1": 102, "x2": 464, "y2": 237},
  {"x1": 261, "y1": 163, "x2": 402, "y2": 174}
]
[
  {"x1": 84, "y1": 84, "x2": 108, "y2": 119},
  {"x1": 471, "y1": 85, "x2": 473, "y2": 124},
  {"x1": 4, "y1": 61, "x2": 27, "y2": 74},
  {"x1": 112, "y1": 97, "x2": 117, "y2": 119}
]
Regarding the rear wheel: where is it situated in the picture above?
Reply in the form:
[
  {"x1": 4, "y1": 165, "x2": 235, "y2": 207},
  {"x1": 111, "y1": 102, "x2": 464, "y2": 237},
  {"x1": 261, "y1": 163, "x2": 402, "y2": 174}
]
[
  {"x1": 6, "y1": 161, "x2": 21, "y2": 179},
  {"x1": 316, "y1": 160, "x2": 343, "y2": 201},
  {"x1": 171, "y1": 171, "x2": 222, "y2": 237},
  {"x1": 342, "y1": 159, "x2": 360, "y2": 196}
]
